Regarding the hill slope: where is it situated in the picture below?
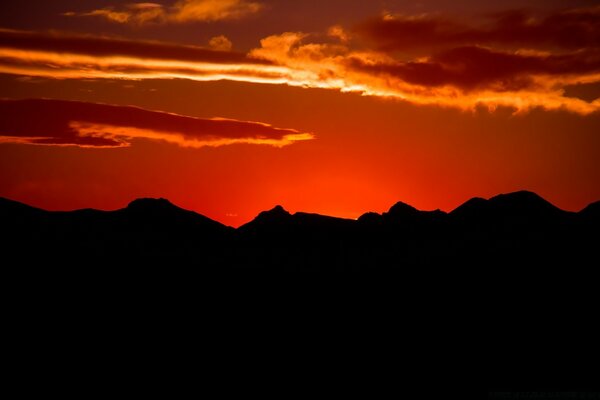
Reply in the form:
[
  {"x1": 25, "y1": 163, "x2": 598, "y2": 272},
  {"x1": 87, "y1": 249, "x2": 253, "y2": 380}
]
[{"x1": 1, "y1": 191, "x2": 597, "y2": 269}]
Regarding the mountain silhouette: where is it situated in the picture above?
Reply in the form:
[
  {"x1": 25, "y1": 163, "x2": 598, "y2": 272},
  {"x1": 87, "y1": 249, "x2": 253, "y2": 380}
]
[
  {"x1": 239, "y1": 205, "x2": 354, "y2": 236},
  {"x1": 1, "y1": 191, "x2": 598, "y2": 269},
  {"x1": 0, "y1": 196, "x2": 45, "y2": 216},
  {"x1": 2, "y1": 197, "x2": 232, "y2": 264},
  {"x1": 358, "y1": 201, "x2": 446, "y2": 227},
  {"x1": 580, "y1": 200, "x2": 600, "y2": 221},
  {"x1": 122, "y1": 197, "x2": 231, "y2": 234},
  {"x1": 238, "y1": 205, "x2": 293, "y2": 234},
  {"x1": 451, "y1": 190, "x2": 568, "y2": 223}
]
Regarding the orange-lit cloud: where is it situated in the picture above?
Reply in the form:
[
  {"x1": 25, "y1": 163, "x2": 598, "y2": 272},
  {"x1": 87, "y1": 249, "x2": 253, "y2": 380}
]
[
  {"x1": 0, "y1": 28, "x2": 290, "y2": 83},
  {"x1": 171, "y1": 0, "x2": 262, "y2": 22},
  {"x1": 0, "y1": 99, "x2": 312, "y2": 148},
  {"x1": 64, "y1": 0, "x2": 262, "y2": 25},
  {"x1": 359, "y1": 6, "x2": 600, "y2": 51},
  {"x1": 1, "y1": 7, "x2": 600, "y2": 116},
  {"x1": 64, "y1": 3, "x2": 164, "y2": 25},
  {"x1": 249, "y1": 31, "x2": 600, "y2": 114},
  {"x1": 209, "y1": 35, "x2": 233, "y2": 51},
  {"x1": 0, "y1": 28, "x2": 268, "y2": 64},
  {"x1": 327, "y1": 25, "x2": 350, "y2": 43}
]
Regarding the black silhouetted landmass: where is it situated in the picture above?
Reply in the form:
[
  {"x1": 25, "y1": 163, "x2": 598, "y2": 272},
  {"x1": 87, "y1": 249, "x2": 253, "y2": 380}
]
[
  {"x1": 3, "y1": 191, "x2": 599, "y2": 393},
  {"x1": 580, "y1": 200, "x2": 600, "y2": 221},
  {"x1": 1, "y1": 190, "x2": 598, "y2": 270}
]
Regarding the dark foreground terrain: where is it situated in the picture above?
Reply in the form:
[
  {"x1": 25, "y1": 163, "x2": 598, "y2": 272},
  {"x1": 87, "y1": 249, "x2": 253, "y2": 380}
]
[
  {"x1": 2, "y1": 191, "x2": 598, "y2": 393},
  {"x1": 2, "y1": 190, "x2": 598, "y2": 270}
]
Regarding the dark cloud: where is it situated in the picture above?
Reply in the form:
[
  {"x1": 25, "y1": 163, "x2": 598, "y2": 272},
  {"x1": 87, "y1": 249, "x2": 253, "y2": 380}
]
[
  {"x1": 348, "y1": 46, "x2": 600, "y2": 91},
  {"x1": 358, "y1": 6, "x2": 600, "y2": 51},
  {"x1": 64, "y1": 0, "x2": 263, "y2": 25},
  {"x1": 0, "y1": 5, "x2": 598, "y2": 114},
  {"x1": 0, "y1": 28, "x2": 269, "y2": 65},
  {"x1": 0, "y1": 99, "x2": 312, "y2": 148}
]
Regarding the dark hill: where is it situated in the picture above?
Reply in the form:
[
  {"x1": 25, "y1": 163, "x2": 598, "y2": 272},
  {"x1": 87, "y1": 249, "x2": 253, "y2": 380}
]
[
  {"x1": 0, "y1": 196, "x2": 45, "y2": 216},
  {"x1": 1, "y1": 191, "x2": 598, "y2": 269},
  {"x1": 449, "y1": 190, "x2": 572, "y2": 236},
  {"x1": 357, "y1": 202, "x2": 447, "y2": 244},
  {"x1": 1, "y1": 197, "x2": 232, "y2": 263},
  {"x1": 238, "y1": 205, "x2": 293, "y2": 234},
  {"x1": 121, "y1": 197, "x2": 231, "y2": 233},
  {"x1": 239, "y1": 205, "x2": 354, "y2": 235},
  {"x1": 3, "y1": 193, "x2": 596, "y2": 395},
  {"x1": 580, "y1": 200, "x2": 600, "y2": 221},
  {"x1": 451, "y1": 190, "x2": 567, "y2": 220},
  {"x1": 384, "y1": 201, "x2": 447, "y2": 225}
]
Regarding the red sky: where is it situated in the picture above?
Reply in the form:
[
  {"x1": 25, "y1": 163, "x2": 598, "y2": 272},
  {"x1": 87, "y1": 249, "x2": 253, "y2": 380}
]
[{"x1": 1, "y1": 0, "x2": 599, "y2": 226}]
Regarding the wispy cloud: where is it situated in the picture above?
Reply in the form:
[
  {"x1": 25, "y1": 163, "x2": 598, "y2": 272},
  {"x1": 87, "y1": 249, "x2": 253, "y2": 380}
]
[
  {"x1": 0, "y1": 99, "x2": 313, "y2": 148},
  {"x1": 64, "y1": 3, "x2": 164, "y2": 25},
  {"x1": 248, "y1": 30, "x2": 600, "y2": 114},
  {"x1": 209, "y1": 35, "x2": 233, "y2": 51},
  {"x1": 64, "y1": 0, "x2": 263, "y2": 25},
  {"x1": 359, "y1": 6, "x2": 600, "y2": 51},
  {"x1": 244, "y1": 6, "x2": 600, "y2": 114},
  {"x1": 0, "y1": 28, "x2": 288, "y2": 83},
  {"x1": 2, "y1": 6, "x2": 600, "y2": 115}
]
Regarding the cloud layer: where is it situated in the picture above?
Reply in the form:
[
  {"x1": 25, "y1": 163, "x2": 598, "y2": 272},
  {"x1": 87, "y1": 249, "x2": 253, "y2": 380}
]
[
  {"x1": 0, "y1": 99, "x2": 312, "y2": 148},
  {"x1": 249, "y1": 29, "x2": 600, "y2": 114},
  {"x1": 0, "y1": 28, "x2": 288, "y2": 83},
  {"x1": 64, "y1": 0, "x2": 263, "y2": 25},
  {"x1": 1, "y1": 5, "x2": 600, "y2": 114},
  {"x1": 359, "y1": 7, "x2": 600, "y2": 51}
]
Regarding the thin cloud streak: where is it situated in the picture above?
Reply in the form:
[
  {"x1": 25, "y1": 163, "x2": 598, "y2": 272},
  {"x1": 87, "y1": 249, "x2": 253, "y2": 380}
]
[
  {"x1": 249, "y1": 32, "x2": 600, "y2": 114},
  {"x1": 0, "y1": 99, "x2": 313, "y2": 148},
  {"x1": 0, "y1": 28, "x2": 293, "y2": 83},
  {"x1": 0, "y1": 28, "x2": 268, "y2": 64},
  {"x1": 64, "y1": 0, "x2": 263, "y2": 25},
  {"x1": 1, "y1": 8, "x2": 600, "y2": 115},
  {"x1": 359, "y1": 6, "x2": 600, "y2": 51}
]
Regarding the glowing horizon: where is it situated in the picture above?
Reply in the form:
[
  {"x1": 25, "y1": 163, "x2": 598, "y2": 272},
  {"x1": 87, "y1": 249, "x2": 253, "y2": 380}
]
[{"x1": 1, "y1": 1, "x2": 599, "y2": 227}]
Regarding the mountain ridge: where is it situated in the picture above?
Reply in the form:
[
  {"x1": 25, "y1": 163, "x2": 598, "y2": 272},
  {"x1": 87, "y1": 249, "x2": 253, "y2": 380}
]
[
  {"x1": 2, "y1": 189, "x2": 592, "y2": 227},
  {"x1": 1, "y1": 190, "x2": 597, "y2": 269}
]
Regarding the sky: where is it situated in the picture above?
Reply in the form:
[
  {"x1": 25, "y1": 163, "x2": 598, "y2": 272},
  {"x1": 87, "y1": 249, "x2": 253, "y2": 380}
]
[{"x1": 0, "y1": 0, "x2": 599, "y2": 226}]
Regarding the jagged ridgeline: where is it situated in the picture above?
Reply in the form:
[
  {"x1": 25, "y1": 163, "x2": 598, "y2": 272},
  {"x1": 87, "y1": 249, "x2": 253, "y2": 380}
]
[{"x1": 1, "y1": 191, "x2": 598, "y2": 269}]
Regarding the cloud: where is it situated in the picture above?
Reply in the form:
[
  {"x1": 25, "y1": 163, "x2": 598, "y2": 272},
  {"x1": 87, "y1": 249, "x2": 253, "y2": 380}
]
[
  {"x1": 248, "y1": 31, "x2": 600, "y2": 114},
  {"x1": 0, "y1": 28, "x2": 289, "y2": 84},
  {"x1": 209, "y1": 35, "x2": 233, "y2": 51},
  {"x1": 242, "y1": 6, "x2": 600, "y2": 114},
  {"x1": 359, "y1": 6, "x2": 600, "y2": 51},
  {"x1": 327, "y1": 25, "x2": 350, "y2": 43},
  {"x1": 63, "y1": 3, "x2": 165, "y2": 25},
  {"x1": 64, "y1": 0, "x2": 262, "y2": 25},
  {"x1": 2, "y1": 4, "x2": 600, "y2": 116},
  {"x1": 347, "y1": 46, "x2": 600, "y2": 92},
  {"x1": 0, "y1": 28, "x2": 265, "y2": 64},
  {"x1": 171, "y1": 0, "x2": 262, "y2": 22},
  {"x1": 0, "y1": 99, "x2": 313, "y2": 148}
]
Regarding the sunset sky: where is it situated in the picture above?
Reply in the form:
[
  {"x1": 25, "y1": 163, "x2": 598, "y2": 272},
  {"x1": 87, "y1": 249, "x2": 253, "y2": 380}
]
[{"x1": 1, "y1": 0, "x2": 599, "y2": 226}]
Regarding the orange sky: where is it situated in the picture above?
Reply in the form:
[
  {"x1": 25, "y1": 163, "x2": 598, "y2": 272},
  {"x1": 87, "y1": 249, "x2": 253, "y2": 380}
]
[{"x1": 1, "y1": 1, "x2": 599, "y2": 226}]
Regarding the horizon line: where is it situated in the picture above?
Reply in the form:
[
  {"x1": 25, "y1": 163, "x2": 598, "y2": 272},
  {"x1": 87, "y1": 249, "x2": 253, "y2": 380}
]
[{"x1": 2, "y1": 190, "x2": 598, "y2": 228}]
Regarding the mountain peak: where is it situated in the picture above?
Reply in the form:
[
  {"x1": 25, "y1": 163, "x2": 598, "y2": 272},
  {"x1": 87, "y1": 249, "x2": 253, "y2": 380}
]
[
  {"x1": 488, "y1": 190, "x2": 562, "y2": 213},
  {"x1": 0, "y1": 196, "x2": 46, "y2": 217},
  {"x1": 253, "y1": 205, "x2": 291, "y2": 221},
  {"x1": 357, "y1": 211, "x2": 382, "y2": 224},
  {"x1": 127, "y1": 197, "x2": 176, "y2": 211},
  {"x1": 490, "y1": 190, "x2": 546, "y2": 203},
  {"x1": 450, "y1": 197, "x2": 488, "y2": 217},
  {"x1": 386, "y1": 201, "x2": 419, "y2": 216},
  {"x1": 451, "y1": 190, "x2": 566, "y2": 222},
  {"x1": 268, "y1": 205, "x2": 290, "y2": 215},
  {"x1": 579, "y1": 200, "x2": 600, "y2": 220},
  {"x1": 237, "y1": 205, "x2": 292, "y2": 232}
]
